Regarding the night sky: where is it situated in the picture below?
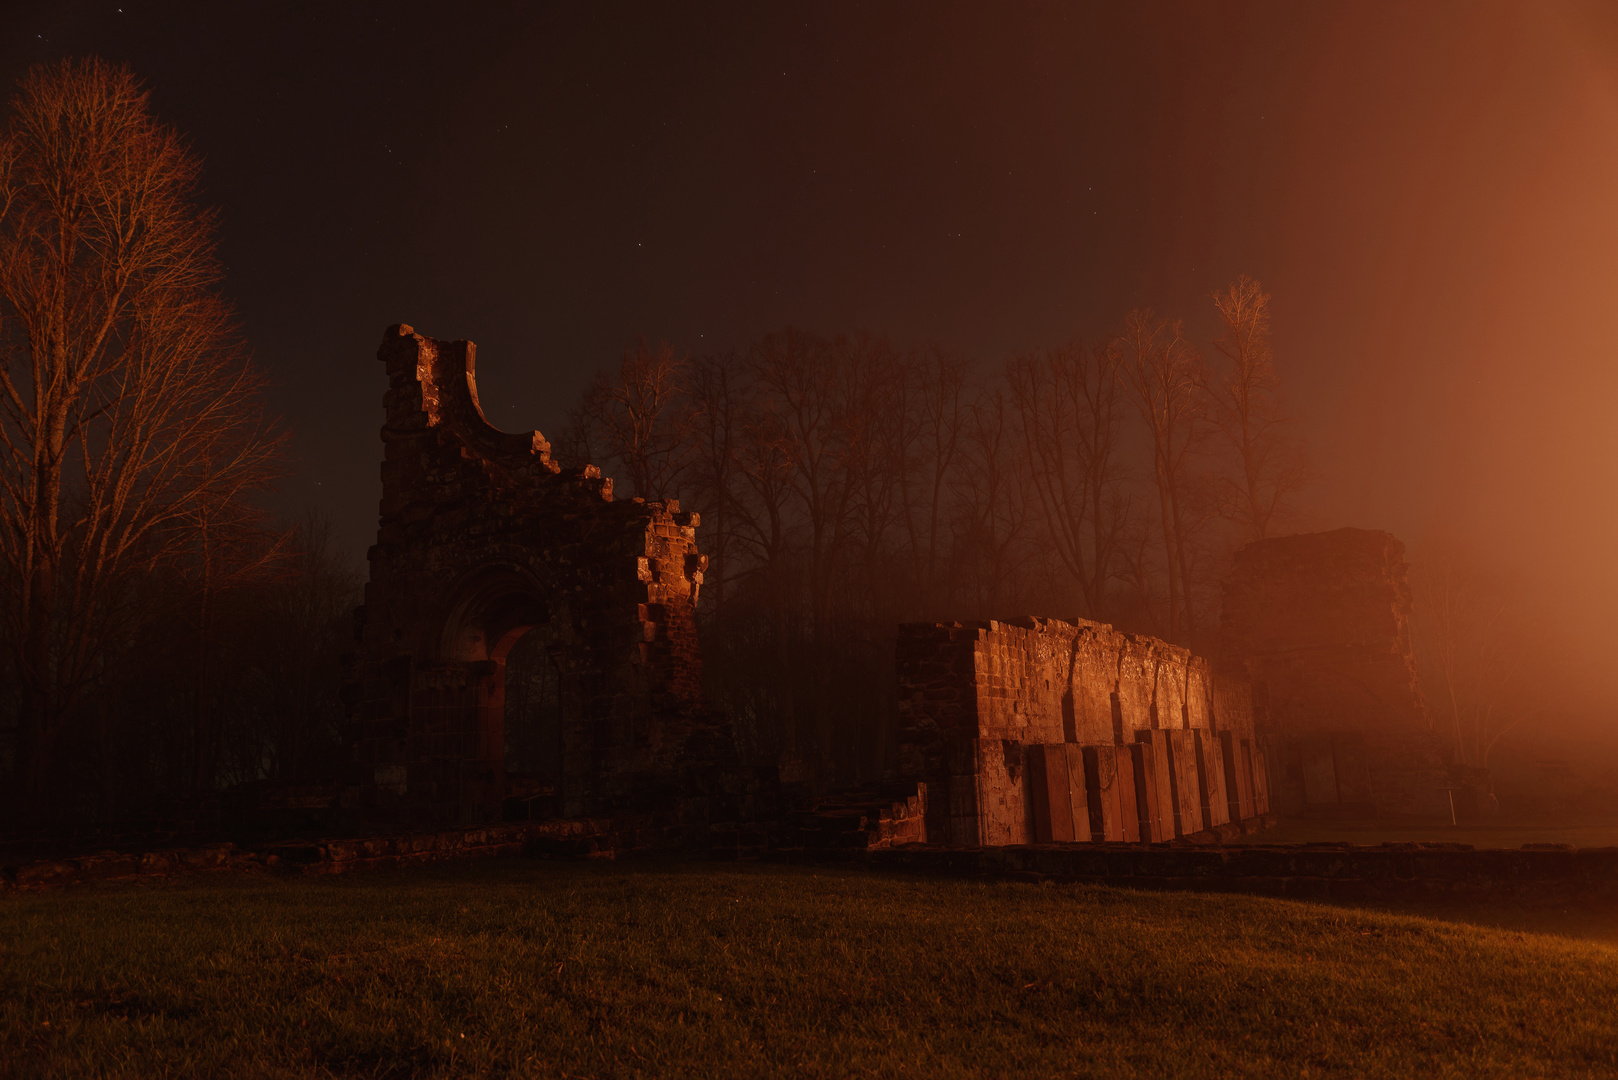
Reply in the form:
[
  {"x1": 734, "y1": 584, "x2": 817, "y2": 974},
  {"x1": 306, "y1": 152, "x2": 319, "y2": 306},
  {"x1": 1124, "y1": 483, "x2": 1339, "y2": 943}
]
[{"x1": 7, "y1": 1, "x2": 1618, "y2": 707}]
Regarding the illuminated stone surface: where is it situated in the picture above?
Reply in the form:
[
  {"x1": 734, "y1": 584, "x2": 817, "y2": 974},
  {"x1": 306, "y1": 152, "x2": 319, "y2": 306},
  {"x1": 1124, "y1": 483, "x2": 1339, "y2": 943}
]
[{"x1": 895, "y1": 617, "x2": 1263, "y2": 845}]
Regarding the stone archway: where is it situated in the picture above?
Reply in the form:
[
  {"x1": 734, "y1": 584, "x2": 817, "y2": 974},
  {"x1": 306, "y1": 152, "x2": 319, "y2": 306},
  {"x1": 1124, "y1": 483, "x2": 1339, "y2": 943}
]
[
  {"x1": 345, "y1": 325, "x2": 710, "y2": 826},
  {"x1": 429, "y1": 565, "x2": 573, "y2": 824}
]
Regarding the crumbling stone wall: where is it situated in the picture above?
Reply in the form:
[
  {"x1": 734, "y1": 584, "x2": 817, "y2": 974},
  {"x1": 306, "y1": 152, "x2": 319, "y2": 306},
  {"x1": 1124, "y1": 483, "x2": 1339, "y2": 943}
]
[
  {"x1": 895, "y1": 616, "x2": 1269, "y2": 846},
  {"x1": 1222, "y1": 527, "x2": 1464, "y2": 819},
  {"x1": 345, "y1": 326, "x2": 714, "y2": 826}
]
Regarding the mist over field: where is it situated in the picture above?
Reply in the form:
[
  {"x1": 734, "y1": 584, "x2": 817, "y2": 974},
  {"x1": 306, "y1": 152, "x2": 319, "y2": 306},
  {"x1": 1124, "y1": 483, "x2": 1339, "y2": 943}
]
[{"x1": 4, "y1": 1, "x2": 1618, "y2": 816}]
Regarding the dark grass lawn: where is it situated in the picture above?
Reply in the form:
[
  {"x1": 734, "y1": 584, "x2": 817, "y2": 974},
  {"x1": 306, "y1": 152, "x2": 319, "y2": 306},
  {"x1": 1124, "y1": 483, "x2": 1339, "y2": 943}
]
[{"x1": 3, "y1": 858, "x2": 1618, "y2": 1079}]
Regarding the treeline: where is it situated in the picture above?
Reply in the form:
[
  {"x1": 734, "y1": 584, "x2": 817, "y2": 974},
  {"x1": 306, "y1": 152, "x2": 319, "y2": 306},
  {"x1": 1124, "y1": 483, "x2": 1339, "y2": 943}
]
[
  {"x1": 26, "y1": 518, "x2": 358, "y2": 828},
  {"x1": 0, "y1": 57, "x2": 1310, "y2": 826},
  {"x1": 560, "y1": 278, "x2": 1306, "y2": 784},
  {"x1": 0, "y1": 59, "x2": 358, "y2": 830}
]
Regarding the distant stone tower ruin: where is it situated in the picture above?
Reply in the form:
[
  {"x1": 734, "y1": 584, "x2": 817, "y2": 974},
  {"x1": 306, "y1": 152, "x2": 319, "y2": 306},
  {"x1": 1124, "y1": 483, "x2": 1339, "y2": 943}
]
[
  {"x1": 1222, "y1": 527, "x2": 1472, "y2": 819},
  {"x1": 344, "y1": 325, "x2": 713, "y2": 826}
]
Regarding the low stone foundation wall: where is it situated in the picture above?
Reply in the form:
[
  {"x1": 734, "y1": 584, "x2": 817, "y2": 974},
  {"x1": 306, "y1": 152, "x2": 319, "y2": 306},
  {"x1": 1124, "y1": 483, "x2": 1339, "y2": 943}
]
[
  {"x1": 0, "y1": 818, "x2": 651, "y2": 894},
  {"x1": 12, "y1": 816, "x2": 1618, "y2": 905},
  {"x1": 780, "y1": 840, "x2": 1618, "y2": 902}
]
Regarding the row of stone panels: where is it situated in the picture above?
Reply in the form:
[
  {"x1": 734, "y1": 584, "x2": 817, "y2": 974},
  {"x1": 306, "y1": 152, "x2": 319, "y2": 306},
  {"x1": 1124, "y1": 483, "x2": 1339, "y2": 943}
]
[
  {"x1": 1026, "y1": 730, "x2": 1271, "y2": 844},
  {"x1": 897, "y1": 618, "x2": 1264, "y2": 845}
]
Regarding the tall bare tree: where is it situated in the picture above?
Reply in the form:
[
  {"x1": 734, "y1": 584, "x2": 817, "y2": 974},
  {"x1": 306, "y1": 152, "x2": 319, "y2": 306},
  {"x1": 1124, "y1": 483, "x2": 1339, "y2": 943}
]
[
  {"x1": 1118, "y1": 310, "x2": 1205, "y2": 641},
  {"x1": 683, "y1": 352, "x2": 743, "y2": 619},
  {"x1": 1006, "y1": 341, "x2": 1127, "y2": 618},
  {"x1": 949, "y1": 382, "x2": 1035, "y2": 617},
  {"x1": 892, "y1": 345, "x2": 964, "y2": 615},
  {"x1": 1207, "y1": 276, "x2": 1305, "y2": 540},
  {"x1": 0, "y1": 58, "x2": 283, "y2": 812},
  {"x1": 1409, "y1": 542, "x2": 1532, "y2": 768},
  {"x1": 566, "y1": 337, "x2": 692, "y2": 501}
]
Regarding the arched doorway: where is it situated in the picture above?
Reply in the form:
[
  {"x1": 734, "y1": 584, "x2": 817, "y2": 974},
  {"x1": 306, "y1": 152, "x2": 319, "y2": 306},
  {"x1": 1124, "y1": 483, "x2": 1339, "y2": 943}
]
[{"x1": 437, "y1": 571, "x2": 574, "y2": 824}]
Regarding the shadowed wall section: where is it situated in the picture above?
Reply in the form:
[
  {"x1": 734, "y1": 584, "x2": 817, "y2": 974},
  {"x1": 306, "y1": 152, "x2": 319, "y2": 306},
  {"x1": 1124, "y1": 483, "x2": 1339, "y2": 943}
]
[
  {"x1": 344, "y1": 325, "x2": 713, "y2": 826},
  {"x1": 1222, "y1": 528, "x2": 1491, "y2": 821}
]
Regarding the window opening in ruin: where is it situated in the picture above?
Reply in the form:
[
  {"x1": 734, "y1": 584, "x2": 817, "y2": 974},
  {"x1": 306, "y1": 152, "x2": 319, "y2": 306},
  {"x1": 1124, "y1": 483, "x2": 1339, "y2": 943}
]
[{"x1": 500, "y1": 626, "x2": 564, "y2": 820}]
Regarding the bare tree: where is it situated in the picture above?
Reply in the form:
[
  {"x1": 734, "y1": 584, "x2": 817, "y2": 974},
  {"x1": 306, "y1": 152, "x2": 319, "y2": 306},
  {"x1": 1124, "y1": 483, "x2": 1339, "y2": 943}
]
[
  {"x1": 1207, "y1": 276, "x2": 1305, "y2": 541},
  {"x1": 1118, "y1": 310, "x2": 1205, "y2": 641},
  {"x1": 0, "y1": 58, "x2": 283, "y2": 812},
  {"x1": 567, "y1": 337, "x2": 692, "y2": 501},
  {"x1": 683, "y1": 353, "x2": 743, "y2": 619},
  {"x1": 1409, "y1": 542, "x2": 1533, "y2": 768},
  {"x1": 747, "y1": 329, "x2": 854, "y2": 656},
  {"x1": 1006, "y1": 341, "x2": 1127, "y2": 618},
  {"x1": 892, "y1": 345, "x2": 964, "y2": 615},
  {"x1": 949, "y1": 382, "x2": 1035, "y2": 617}
]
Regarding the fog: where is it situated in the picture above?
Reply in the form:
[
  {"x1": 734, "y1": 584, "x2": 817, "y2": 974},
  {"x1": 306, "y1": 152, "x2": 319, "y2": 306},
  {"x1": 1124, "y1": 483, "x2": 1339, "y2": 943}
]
[{"x1": 6, "y1": 0, "x2": 1618, "y2": 803}]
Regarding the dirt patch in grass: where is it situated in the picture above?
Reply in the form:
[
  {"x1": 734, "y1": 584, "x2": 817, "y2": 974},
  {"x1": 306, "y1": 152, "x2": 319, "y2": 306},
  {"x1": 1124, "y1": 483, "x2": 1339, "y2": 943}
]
[{"x1": 2, "y1": 858, "x2": 1616, "y2": 1078}]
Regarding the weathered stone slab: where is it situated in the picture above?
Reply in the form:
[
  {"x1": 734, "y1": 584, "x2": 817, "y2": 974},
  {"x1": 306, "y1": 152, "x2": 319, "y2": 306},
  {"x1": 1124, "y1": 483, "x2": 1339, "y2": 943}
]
[
  {"x1": 1197, "y1": 731, "x2": 1231, "y2": 829},
  {"x1": 1027, "y1": 743, "x2": 1091, "y2": 843},
  {"x1": 1025, "y1": 742, "x2": 1066, "y2": 843},
  {"x1": 1251, "y1": 745, "x2": 1272, "y2": 814},
  {"x1": 1164, "y1": 730, "x2": 1204, "y2": 834},
  {"x1": 973, "y1": 737, "x2": 1029, "y2": 846},
  {"x1": 1220, "y1": 731, "x2": 1255, "y2": 822},
  {"x1": 1082, "y1": 745, "x2": 1139, "y2": 842},
  {"x1": 1129, "y1": 741, "x2": 1166, "y2": 841},
  {"x1": 1135, "y1": 730, "x2": 1181, "y2": 837}
]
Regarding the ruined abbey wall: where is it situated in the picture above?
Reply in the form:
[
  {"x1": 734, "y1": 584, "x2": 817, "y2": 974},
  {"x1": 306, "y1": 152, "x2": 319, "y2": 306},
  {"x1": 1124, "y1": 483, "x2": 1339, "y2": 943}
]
[
  {"x1": 1221, "y1": 528, "x2": 1466, "y2": 819},
  {"x1": 895, "y1": 617, "x2": 1269, "y2": 847},
  {"x1": 345, "y1": 326, "x2": 714, "y2": 827}
]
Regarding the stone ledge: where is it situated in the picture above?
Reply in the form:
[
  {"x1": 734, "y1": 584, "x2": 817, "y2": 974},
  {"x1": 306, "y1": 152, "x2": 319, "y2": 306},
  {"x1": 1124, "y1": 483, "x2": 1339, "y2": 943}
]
[
  {"x1": 0, "y1": 817, "x2": 660, "y2": 894},
  {"x1": 771, "y1": 841, "x2": 1618, "y2": 902}
]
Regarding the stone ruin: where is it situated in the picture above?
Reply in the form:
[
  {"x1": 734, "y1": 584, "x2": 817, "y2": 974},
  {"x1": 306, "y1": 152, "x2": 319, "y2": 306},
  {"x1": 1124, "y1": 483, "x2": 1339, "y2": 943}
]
[
  {"x1": 344, "y1": 326, "x2": 718, "y2": 827},
  {"x1": 890, "y1": 528, "x2": 1494, "y2": 843},
  {"x1": 894, "y1": 618, "x2": 1272, "y2": 846},
  {"x1": 340, "y1": 325, "x2": 1475, "y2": 844},
  {"x1": 1222, "y1": 527, "x2": 1492, "y2": 820}
]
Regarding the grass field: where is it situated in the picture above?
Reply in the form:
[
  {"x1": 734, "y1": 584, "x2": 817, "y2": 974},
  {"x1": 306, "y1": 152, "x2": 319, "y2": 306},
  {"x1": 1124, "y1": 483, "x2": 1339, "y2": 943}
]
[{"x1": 4, "y1": 858, "x2": 1618, "y2": 1079}]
